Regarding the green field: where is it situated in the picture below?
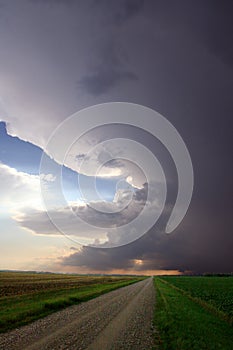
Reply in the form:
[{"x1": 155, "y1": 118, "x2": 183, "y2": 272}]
[
  {"x1": 0, "y1": 271, "x2": 144, "y2": 333},
  {"x1": 154, "y1": 276, "x2": 233, "y2": 350}
]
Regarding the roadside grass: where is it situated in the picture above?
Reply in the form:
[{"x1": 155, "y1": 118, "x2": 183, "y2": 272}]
[
  {"x1": 154, "y1": 277, "x2": 233, "y2": 350},
  {"x1": 0, "y1": 272, "x2": 145, "y2": 333}
]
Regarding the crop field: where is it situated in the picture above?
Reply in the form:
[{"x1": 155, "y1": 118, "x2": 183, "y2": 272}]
[
  {"x1": 154, "y1": 276, "x2": 233, "y2": 350},
  {"x1": 0, "y1": 271, "x2": 144, "y2": 333},
  {"x1": 161, "y1": 276, "x2": 233, "y2": 320}
]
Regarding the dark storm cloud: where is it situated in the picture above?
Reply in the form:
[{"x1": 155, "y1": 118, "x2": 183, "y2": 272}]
[
  {"x1": 78, "y1": 42, "x2": 137, "y2": 96},
  {"x1": 62, "y1": 200, "x2": 233, "y2": 274},
  {"x1": 33, "y1": 0, "x2": 145, "y2": 19},
  {"x1": 143, "y1": 0, "x2": 233, "y2": 67},
  {"x1": 183, "y1": 0, "x2": 233, "y2": 66},
  {"x1": 0, "y1": 0, "x2": 232, "y2": 273},
  {"x1": 77, "y1": 1, "x2": 144, "y2": 95},
  {"x1": 93, "y1": 0, "x2": 145, "y2": 25},
  {"x1": 31, "y1": 0, "x2": 77, "y2": 5},
  {"x1": 78, "y1": 69, "x2": 137, "y2": 96},
  {"x1": 64, "y1": 0, "x2": 233, "y2": 272}
]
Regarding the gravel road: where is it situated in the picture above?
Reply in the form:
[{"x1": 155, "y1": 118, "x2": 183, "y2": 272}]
[{"x1": 0, "y1": 277, "x2": 156, "y2": 350}]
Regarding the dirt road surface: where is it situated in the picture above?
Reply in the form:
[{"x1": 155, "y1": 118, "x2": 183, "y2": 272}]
[{"x1": 0, "y1": 277, "x2": 156, "y2": 350}]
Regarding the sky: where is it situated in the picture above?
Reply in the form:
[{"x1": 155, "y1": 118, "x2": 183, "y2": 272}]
[{"x1": 0, "y1": 0, "x2": 232, "y2": 275}]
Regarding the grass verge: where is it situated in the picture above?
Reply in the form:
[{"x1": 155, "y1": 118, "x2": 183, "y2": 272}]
[{"x1": 154, "y1": 277, "x2": 233, "y2": 350}]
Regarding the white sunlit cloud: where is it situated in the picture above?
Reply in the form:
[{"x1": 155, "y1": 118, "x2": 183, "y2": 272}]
[
  {"x1": 14, "y1": 181, "x2": 165, "y2": 248},
  {"x1": 0, "y1": 162, "x2": 139, "y2": 246},
  {"x1": 0, "y1": 163, "x2": 42, "y2": 212}
]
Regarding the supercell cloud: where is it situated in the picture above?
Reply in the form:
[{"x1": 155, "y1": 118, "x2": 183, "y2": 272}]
[{"x1": 0, "y1": 0, "x2": 232, "y2": 274}]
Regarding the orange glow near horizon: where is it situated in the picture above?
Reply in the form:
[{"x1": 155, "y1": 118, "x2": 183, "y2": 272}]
[{"x1": 50, "y1": 265, "x2": 183, "y2": 276}]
